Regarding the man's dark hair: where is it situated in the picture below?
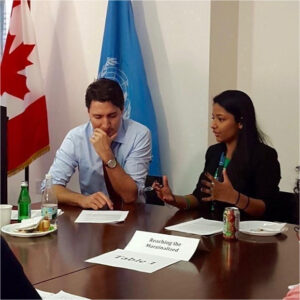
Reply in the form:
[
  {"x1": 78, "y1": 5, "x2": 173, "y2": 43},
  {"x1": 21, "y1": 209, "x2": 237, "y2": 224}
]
[{"x1": 85, "y1": 78, "x2": 124, "y2": 110}]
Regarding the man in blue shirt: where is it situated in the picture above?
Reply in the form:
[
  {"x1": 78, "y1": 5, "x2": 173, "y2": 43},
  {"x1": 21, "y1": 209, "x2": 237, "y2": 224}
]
[{"x1": 47, "y1": 78, "x2": 152, "y2": 209}]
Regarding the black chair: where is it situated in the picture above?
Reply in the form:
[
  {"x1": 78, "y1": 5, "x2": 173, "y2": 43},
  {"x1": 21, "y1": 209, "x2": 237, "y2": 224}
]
[
  {"x1": 144, "y1": 175, "x2": 165, "y2": 206},
  {"x1": 266, "y1": 191, "x2": 299, "y2": 224}
]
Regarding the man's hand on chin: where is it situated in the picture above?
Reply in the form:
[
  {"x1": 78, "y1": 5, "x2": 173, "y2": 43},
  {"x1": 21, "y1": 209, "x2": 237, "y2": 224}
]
[{"x1": 90, "y1": 128, "x2": 117, "y2": 161}]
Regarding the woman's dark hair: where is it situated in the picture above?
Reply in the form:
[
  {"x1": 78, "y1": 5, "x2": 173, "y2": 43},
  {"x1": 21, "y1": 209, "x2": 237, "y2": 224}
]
[
  {"x1": 85, "y1": 78, "x2": 124, "y2": 110},
  {"x1": 213, "y1": 90, "x2": 266, "y2": 176}
]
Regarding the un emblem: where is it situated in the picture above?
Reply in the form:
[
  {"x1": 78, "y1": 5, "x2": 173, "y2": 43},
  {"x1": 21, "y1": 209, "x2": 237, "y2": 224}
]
[{"x1": 100, "y1": 57, "x2": 131, "y2": 119}]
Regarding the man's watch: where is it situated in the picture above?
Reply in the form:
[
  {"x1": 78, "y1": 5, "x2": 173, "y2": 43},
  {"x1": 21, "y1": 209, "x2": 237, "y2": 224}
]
[{"x1": 105, "y1": 158, "x2": 117, "y2": 169}]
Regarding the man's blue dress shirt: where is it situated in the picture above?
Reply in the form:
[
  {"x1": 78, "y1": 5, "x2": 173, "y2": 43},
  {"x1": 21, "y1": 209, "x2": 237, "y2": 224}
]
[{"x1": 47, "y1": 119, "x2": 152, "y2": 200}]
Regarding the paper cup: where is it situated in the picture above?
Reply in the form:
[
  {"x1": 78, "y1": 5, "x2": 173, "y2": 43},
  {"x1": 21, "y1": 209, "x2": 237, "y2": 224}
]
[{"x1": 0, "y1": 204, "x2": 13, "y2": 228}]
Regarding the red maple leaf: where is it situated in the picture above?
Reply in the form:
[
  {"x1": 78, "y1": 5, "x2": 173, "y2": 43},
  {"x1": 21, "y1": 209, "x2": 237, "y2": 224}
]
[{"x1": 0, "y1": 33, "x2": 35, "y2": 99}]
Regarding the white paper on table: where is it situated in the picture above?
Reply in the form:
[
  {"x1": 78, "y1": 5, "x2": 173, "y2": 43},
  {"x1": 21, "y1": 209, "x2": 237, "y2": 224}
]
[
  {"x1": 85, "y1": 248, "x2": 179, "y2": 273},
  {"x1": 124, "y1": 230, "x2": 200, "y2": 261},
  {"x1": 288, "y1": 283, "x2": 300, "y2": 290},
  {"x1": 74, "y1": 210, "x2": 129, "y2": 223},
  {"x1": 36, "y1": 289, "x2": 54, "y2": 298},
  {"x1": 165, "y1": 217, "x2": 223, "y2": 236},
  {"x1": 11, "y1": 209, "x2": 63, "y2": 220},
  {"x1": 43, "y1": 290, "x2": 90, "y2": 300}
]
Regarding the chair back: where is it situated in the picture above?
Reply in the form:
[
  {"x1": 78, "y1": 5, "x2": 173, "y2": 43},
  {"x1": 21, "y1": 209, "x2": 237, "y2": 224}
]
[
  {"x1": 266, "y1": 191, "x2": 299, "y2": 224},
  {"x1": 144, "y1": 176, "x2": 165, "y2": 206}
]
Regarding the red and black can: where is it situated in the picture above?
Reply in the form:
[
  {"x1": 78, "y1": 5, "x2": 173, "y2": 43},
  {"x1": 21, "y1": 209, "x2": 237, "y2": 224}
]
[{"x1": 223, "y1": 207, "x2": 240, "y2": 240}]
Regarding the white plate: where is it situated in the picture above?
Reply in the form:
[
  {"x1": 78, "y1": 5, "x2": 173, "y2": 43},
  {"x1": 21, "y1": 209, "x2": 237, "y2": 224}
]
[
  {"x1": 239, "y1": 221, "x2": 287, "y2": 236},
  {"x1": 1, "y1": 223, "x2": 57, "y2": 238}
]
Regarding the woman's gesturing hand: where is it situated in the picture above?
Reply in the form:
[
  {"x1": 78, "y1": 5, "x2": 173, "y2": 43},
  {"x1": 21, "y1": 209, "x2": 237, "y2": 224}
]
[
  {"x1": 201, "y1": 169, "x2": 236, "y2": 204},
  {"x1": 152, "y1": 175, "x2": 176, "y2": 205}
]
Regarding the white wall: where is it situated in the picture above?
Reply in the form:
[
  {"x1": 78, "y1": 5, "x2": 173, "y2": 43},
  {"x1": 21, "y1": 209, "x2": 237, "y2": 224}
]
[
  {"x1": 132, "y1": 1, "x2": 210, "y2": 194},
  {"x1": 6, "y1": 0, "x2": 299, "y2": 204},
  {"x1": 208, "y1": 1, "x2": 239, "y2": 144},
  {"x1": 237, "y1": 1, "x2": 299, "y2": 192}
]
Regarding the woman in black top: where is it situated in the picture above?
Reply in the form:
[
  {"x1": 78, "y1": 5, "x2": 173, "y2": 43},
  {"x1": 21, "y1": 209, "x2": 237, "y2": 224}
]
[
  {"x1": 153, "y1": 90, "x2": 281, "y2": 218},
  {"x1": 1, "y1": 237, "x2": 41, "y2": 299}
]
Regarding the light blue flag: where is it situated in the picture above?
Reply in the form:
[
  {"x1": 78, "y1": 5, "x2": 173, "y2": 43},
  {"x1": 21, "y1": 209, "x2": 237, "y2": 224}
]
[{"x1": 99, "y1": 0, "x2": 161, "y2": 176}]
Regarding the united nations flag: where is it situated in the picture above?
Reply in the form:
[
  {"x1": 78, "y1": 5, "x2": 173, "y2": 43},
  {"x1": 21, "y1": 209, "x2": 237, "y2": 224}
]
[{"x1": 98, "y1": 0, "x2": 161, "y2": 176}]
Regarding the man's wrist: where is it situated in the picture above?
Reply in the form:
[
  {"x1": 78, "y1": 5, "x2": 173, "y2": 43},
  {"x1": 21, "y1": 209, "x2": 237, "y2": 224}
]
[
  {"x1": 105, "y1": 158, "x2": 117, "y2": 169},
  {"x1": 101, "y1": 150, "x2": 114, "y2": 164}
]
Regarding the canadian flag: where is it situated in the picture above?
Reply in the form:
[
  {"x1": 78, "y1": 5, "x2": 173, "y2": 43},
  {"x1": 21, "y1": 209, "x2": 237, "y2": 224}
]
[{"x1": 1, "y1": 0, "x2": 49, "y2": 176}]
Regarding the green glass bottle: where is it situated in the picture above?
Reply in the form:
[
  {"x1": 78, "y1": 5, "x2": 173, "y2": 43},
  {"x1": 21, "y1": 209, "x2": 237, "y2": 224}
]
[{"x1": 18, "y1": 181, "x2": 31, "y2": 222}]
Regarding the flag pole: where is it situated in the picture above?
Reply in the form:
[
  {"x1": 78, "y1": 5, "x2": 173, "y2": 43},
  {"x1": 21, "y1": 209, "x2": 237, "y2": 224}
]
[{"x1": 0, "y1": 105, "x2": 8, "y2": 204}]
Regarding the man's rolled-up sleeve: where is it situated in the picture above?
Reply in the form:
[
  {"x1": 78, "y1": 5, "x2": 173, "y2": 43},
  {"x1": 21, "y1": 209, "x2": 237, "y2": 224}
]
[
  {"x1": 42, "y1": 133, "x2": 78, "y2": 191},
  {"x1": 123, "y1": 129, "x2": 152, "y2": 193}
]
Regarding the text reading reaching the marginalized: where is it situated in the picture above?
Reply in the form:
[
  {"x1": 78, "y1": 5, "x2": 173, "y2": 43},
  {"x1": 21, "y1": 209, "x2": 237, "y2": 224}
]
[{"x1": 146, "y1": 238, "x2": 182, "y2": 252}]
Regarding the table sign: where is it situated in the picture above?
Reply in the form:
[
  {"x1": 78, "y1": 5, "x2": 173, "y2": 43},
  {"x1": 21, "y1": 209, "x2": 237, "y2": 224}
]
[
  {"x1": 125, "y1": 230, "x2": 200, "y2": 261},
  {"x1": 86, "y1": 248, "x2": 178, "y2": 273},
  {"x1": 74, "y1": 210, "x2": 129, "y2": 223},
  {"x1": 85, "y1": 230, "x2": 200, "y2": 273}
]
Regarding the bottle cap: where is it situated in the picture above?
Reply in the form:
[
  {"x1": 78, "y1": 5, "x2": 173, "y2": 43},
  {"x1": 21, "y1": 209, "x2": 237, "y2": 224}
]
[{"x1": 21, "y1": 181, "x2": 28, "y2": 187}]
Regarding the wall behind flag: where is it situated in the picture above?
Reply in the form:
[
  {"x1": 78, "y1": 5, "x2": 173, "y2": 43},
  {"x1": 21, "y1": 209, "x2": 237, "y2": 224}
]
[{"x1": 6, "y1": 0, "x2": 299, "y2": 203}]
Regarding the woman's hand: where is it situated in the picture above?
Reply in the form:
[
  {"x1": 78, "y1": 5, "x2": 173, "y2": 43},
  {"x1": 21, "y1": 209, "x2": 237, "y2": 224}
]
[
  {"x1": 152, "y1": 175, "x2": 176, "y2": 205},
  {"x1": 201, "y1": 169, "x2": 236, "y2": 204}
]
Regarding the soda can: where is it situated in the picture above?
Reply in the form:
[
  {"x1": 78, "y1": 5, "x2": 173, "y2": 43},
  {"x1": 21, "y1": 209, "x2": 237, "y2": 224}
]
[{"x1": 223, "y1": 207, "x2": 240, "y2": 240}]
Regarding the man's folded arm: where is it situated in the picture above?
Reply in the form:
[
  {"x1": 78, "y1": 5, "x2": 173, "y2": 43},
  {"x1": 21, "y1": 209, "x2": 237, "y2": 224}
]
[{"x1": 107, "y1": 129, "x2": 152, "y2": 203}]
